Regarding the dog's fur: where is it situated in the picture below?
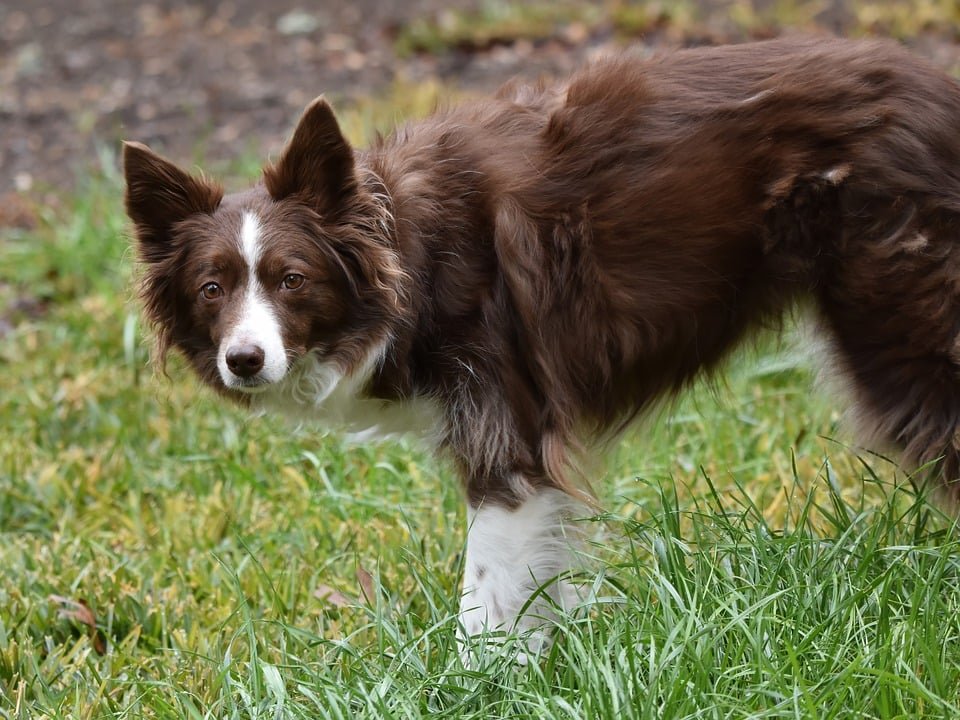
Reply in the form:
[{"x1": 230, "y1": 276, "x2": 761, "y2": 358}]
[{"x1": 124, "y1": 36, "x2": 960, "y2": 649}]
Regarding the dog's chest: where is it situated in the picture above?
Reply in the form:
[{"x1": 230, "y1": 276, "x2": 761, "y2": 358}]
[{"x1": 256, "y1": 355, "x2": 444, "y2": 444}]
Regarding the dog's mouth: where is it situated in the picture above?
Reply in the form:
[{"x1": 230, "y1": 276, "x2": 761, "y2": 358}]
[
  {"x1": 217, "y1": 369, "x2": 282, "y2": 394},
  {"x1": 229, "y1": 377, "x2": 276, "y2": 394}
]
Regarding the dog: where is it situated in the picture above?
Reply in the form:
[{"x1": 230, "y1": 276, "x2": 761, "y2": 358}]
[{"x1": 124, "y1": 36, "x2": 960, "y2": 654}]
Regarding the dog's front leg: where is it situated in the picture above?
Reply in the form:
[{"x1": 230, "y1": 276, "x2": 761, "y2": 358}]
[{"x1": 458, "y1": 486, "x2": 585, "y2": 662}]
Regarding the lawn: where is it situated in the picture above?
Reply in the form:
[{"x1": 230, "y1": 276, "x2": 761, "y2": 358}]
[{"x1": 3, "y1": 85, "x2": 960, "y2": 719}]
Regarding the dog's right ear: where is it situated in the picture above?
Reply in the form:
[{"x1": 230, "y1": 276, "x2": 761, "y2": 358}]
[
  {"x1": 263, "y1": 97, "x2": 357, "y2": 215},
  {"x1": 122, "y1": 142, "x2": 223, "y2": 263}
]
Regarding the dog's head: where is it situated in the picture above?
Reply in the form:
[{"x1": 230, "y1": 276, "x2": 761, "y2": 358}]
[{"x1": 124, "y1": 98, "x2": 405, "y2": 399}]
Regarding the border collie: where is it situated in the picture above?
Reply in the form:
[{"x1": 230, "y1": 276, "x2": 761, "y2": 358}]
[{"x1": 125, "y1": 36, "x2": 960, "y2": 654}]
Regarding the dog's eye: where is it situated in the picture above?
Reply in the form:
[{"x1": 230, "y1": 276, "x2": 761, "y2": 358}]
[
  {"x1": 282, "y1": 274, "x2": 305, "y2": 290},
  {"x1": 200, "y1": 282, "x2": 223, "y2": 300}
]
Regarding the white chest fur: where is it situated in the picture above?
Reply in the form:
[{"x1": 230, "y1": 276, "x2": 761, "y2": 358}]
[{"x1": 253, "y1": 350, "x2": 443, "y2": 444}]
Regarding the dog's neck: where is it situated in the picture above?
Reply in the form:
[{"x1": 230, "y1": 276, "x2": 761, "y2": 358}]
[{"x1": 357, "y1": 138, "x2": 494, "y2": 404}]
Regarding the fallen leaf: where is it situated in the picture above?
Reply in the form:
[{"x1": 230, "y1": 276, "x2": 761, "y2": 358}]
[
  {"x1": 356, "y1": 567, "x2": 375, "y2": 604},
  {"x1": 49, "y1": 595, "x2": 107, "y2": 654},
  {"x1": 313, "y1": 584, "x2": 353, "y2": 608}
]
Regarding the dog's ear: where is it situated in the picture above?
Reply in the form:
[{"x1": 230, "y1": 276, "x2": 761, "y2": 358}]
[
  {"x1": 122, "y1": 142, "x2": 223, "y2": 263},
  {"x1": 263, "y1": 97, "x2": 357, "y2": 214}
]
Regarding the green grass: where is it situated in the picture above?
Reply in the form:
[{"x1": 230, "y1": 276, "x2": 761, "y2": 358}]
[
  {"x1": 3, "y1": 85, "x2": 960, "y2": 719},
  {"x1": 393, "y1": 0, "x2": 960, "y2": 60},
  {"x1": 391, "y1": 0, "x2": 699, "y2": 57}
]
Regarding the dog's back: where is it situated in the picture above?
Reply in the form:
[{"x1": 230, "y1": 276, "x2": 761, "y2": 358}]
[{"x1": 367, "y1": 37, "x2": 960, "y2": 497}]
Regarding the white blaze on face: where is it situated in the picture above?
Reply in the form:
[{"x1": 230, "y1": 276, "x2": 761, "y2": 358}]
[{"x1": 217, "y1": 211, "x2": 288, "y2": 390}]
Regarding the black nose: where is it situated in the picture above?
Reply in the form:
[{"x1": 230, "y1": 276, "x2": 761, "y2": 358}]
[{"x1": 226, "y1": 344, "x2": 265, "y2": 378}]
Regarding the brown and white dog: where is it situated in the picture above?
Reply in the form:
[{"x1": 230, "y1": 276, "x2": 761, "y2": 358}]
[{"x1": 124, "y1": 37, "x2": 960, "y2": 653}]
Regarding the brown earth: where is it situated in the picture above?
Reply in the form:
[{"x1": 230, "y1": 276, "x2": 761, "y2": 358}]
[{"x1": 0, "y1": 0, "x2": 609, "y2": 201}]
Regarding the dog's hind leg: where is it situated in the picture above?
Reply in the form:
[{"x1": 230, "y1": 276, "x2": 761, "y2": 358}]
[{"x1": 816, "y1": 203, "x2": 960, "y2": 497}]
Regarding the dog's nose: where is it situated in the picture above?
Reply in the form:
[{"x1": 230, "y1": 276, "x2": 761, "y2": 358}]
[{"x1": 226, "y1": 344, "x2": 265, "y2": 378}]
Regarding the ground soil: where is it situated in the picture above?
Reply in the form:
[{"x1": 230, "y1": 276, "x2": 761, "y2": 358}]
[{"x1": 0, "y1": 0, "x2": 600, "y2": 201}]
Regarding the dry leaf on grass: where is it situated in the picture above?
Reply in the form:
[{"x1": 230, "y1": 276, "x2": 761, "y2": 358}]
[
  {"x1": 313, "y1": 584, "x2": 353, "y2": 608},
  {"x1": 314, "y1": 567, "x2": 377, "y2": 608},
  {"x1": 356, "y1": 566, "x2": 376, "y2": 604},
  {"x1": 49, "y1": 595, "x2": 107, "y2": 654}
]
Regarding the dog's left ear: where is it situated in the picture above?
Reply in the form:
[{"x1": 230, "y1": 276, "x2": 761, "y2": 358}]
[{"x1": 264, "y1": 97, "x2": 356, "y2": 214}]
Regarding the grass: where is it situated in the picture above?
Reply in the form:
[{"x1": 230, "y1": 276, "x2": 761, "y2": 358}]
[
  {"x1": 3, "y1": 83, "x2": 960, "y2": 719},
  {"x1": 392, "y1": 0, "x2": 696, "y2": 57},
  {"x1": 393, "y1": 0, "x2": 960, "y2": 59}
]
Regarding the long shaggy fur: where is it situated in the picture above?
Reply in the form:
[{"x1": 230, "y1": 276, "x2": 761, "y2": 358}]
[{"x1": 126, "y1": 36, "x2": 960, "y2": 507}]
